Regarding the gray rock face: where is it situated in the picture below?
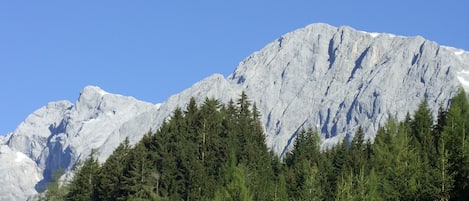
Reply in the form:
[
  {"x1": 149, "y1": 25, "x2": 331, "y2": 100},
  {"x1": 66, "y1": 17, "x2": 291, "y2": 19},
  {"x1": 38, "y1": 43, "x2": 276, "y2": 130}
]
[
  {"x1": 228, "y1": 24, "x2": 469, "y2": 153},
  {"x1": 1, "y1": 86, "x2": 160, "y2": 200},
  {"x1": 164, "y1": 23, "x2": 469, "y2": 154},
  {"x1": 1, "y1": 23, "x2": 469, "y2": 200}
]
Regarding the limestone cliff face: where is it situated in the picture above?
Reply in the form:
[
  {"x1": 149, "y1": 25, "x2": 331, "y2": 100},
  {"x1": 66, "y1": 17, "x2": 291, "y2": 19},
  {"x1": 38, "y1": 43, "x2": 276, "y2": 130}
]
[
  {"x1": 164, "y1": 23, "x2": 469, "y2": 154},
  {"x1": 2, "y1": 86, "x2": 160, "y2": 200},
  {"x1": 1, "y1": 23, "x2": 468, "y2": 200}
]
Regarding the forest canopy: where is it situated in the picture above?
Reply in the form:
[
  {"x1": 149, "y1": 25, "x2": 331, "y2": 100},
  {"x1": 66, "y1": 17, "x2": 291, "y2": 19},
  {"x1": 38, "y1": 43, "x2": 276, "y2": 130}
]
[{"x1": 41, "y1": 90, "x2": 469, "y2": 201}]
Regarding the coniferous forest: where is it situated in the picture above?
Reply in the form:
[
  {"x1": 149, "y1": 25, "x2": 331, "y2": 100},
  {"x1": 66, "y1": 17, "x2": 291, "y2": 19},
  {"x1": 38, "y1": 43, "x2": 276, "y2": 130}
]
[{"x1": 40, "y1": 90, "x2": 469, "y2": 201}]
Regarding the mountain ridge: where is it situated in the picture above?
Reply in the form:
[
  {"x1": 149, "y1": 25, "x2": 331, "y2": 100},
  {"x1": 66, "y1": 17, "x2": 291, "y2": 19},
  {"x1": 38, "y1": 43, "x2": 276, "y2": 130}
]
[{"x1": 1, "y1": 23, "x2": 469, "y2": 200}]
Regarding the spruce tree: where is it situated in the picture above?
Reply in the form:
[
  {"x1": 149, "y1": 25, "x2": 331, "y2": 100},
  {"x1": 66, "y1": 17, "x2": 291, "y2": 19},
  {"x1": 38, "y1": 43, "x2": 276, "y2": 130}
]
[
  {"x1": 236, "y1": 91, "x2": 252, "y2": 163},
  {"x1": 221, "y1": 99, "x2": 239, "y2": 153},
  {"x1": 335, "y1": 171, "x2": 354, "y2": 201},
  {"x1": 97, "y1": 137, "x2": 131, "y2": 201},
  {"x1": 435, "y1": 133, "x2": 454, "y2": 201},
  {"x1": 411, "y1": 100, "x2": 434, "y2": 151},
  {"x1": 273, "y1": 174, "x2": 289, "y2": 201},
  {"x1": 214, "y1": 152, "x2": 253, "y2": 201},
  {"x1": 442, "y1": 89, "x2": 469, "y2": 199},
  {"x1": 284, "y1": 128, "x2": 323, "y2": 200},
  {"x1": 364, "y1": 168, "x2": 382, "y2": 201},
  {"x1": 300, "y1": 164, "x2": 323, "y2": 201},
  {"x1": 433, "y1": 105, "x2": 448, "y2": 153},
  {"x1": 370, "y1": 118, "x2": 401, "y2": 200},
  {"x1": 349, "y1": 126, "x2": 367, "y2": 174},
  {"x1": 120, "y1": 142, "x2": 157, "y2": 200},
  {"x1": 198, "y1": 98, "x2": 225, "y2": 198},
  {"x1": 66, "y1": 151, "x2": 100, "y2": 201}
]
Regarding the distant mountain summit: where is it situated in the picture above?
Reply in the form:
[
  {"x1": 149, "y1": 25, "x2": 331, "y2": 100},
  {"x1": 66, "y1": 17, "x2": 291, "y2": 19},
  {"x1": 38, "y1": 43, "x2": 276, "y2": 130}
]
[
  {"x1": 1, "y1": 23, "x2": 468, "y2": 200},
  {"x1": 1, "y1": 86, "x2": 160, "y2": 200}
]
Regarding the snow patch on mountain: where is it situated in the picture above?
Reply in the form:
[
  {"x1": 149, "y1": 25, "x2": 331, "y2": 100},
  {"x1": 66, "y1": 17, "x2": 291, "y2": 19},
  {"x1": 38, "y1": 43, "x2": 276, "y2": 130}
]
[
  {"x1": 0, "y1": 145, "x2": 42, "y2": 201},
  {"x1": 2, "y1": 86, "x2": 161, "y2": 200},
  {"x1": 359, "y1": 30, "x2": 399, "y2": 39},
  {"x1": 15, "y1": 151, "x2": 29, "y2": 163},
  {"x1": 1, "y1": 23, "x2": 469, "y2": 200}
]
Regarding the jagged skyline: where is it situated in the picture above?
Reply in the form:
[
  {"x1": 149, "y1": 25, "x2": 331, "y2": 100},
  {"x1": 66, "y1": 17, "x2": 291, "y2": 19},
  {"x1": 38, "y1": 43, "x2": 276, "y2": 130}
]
[
  {"x1": 1, "y1": 1, "x2": 468, "y2": 135},
  {"x1": 1, "y1": 21, "x2": 469, "y2": 201}
]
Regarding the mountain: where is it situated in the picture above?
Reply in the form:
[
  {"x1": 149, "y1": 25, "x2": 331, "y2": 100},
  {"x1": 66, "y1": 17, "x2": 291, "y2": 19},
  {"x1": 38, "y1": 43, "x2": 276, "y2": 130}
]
[
  {"x1": 1, "y1": 23, "x2": 468, "y2": 200},
  {"x1": 1, "y1": 86, "x2": 160, "y2": 200}
]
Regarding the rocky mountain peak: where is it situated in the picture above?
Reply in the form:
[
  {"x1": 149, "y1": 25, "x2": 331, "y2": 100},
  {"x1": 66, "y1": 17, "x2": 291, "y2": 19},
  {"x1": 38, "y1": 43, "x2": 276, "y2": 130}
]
[
  {"x1": 1, "y1": 23, "x2": 468, "y2": 200},
  {"x1": 227, "y1": 23, "x2": 467, "y2": 153},
  {"x1": 1, "y1": 86, "x2": 160, "y2": 200}
]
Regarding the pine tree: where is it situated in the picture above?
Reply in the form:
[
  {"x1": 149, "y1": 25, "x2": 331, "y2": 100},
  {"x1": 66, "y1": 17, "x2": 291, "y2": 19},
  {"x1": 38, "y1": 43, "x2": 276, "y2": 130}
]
[
  {"x1": 300, "y1": 164, "x2": 323, "y2": 201},
  {"x1": 236, "y1": 91, "x2": 252, "y2": 163},
  {"x1": 331, "y1": 135, "x2": 349, "y2": 191},
  {"x1": 433, "y1": 105, "x2": 448, "y2": 153},
  {"x1": 221, "y1": 99, "x2": 239, "y2": 153},
  {"x1": 370, "y1": 118, "x2": 402, "y2": 200},
  {"x1": 66, "y1": 151, "x2": 100, "y2": 201},
  {"x1": 410, "y1": 100, "x2": 442, "y2": 199},
  {"x1": 334, "y1": 167, "x2": 382, "y2": 201},
  {"x1": 335, "y1": 171, "x2": 354, "y2": 201},
  {"x1": 316, "y1": 150, "x2": 335, "y2": 201},
  {"x1": 364, "y1": 168, "x2": 382, "y2": 201},
  {"x1": 238, "y1": 98, "x2": 275, "y2": 201},
  {"x1": 435, "y1": 133, "x2": 454, "y2": 201},
  {"x1": 394, "y1": 119, "x2": 423, "y2": 200},
  {"x1": 214, "y1": 152, "x2": 253, "y2": 201},
  {"x1": 349, "y1": 126, "x2": 367, "y2": 174},
  {"x1": 411, "y1": 100, "x2": 434, "y2": 150},
  {"x1": 97, "y1": 137, "x2": 131, "y2": 201},
  {"x1": 120, "y1": 142, "x2": 158, "y2": 200},
  {"x1": 184, "y1": 97, "x2": 199, "y2": 124},
  {"x1": 197, "y1": 98, "x2": 225, "y2": 199},
  {"x1": 273, "y1": 174, "x2": 288, "y2": 201},
  {"x1": 432, "y1": 105, "x2": 452, "y2": 201},
  {"x1": 284, "y1": 128, "x2": 323, "y2": 200},
  {"x1": 441, "y1": 89, "x2": 469, "y2": 199}
]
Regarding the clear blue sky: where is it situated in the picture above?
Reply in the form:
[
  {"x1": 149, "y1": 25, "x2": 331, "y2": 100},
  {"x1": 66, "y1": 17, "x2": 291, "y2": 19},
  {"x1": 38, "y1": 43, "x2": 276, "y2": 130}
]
[{"x1": 1, "y1": 1, "x2": 468, "y2": 135}]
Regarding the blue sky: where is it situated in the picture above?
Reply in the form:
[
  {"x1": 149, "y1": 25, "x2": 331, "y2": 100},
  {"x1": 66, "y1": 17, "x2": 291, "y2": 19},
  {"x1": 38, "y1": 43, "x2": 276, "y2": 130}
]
[{"x1": 1, "y1": 1, "x2": 468, "y2": 135}]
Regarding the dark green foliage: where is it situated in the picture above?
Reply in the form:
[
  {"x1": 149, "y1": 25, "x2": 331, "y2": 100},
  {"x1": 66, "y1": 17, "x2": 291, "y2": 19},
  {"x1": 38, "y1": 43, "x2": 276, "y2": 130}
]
[
  {"x1": 213, "y1": 152, "x2": 253, "y2": 201},
  {"x1": 61, "y1": 92, "x2": 280, "y2": 201},
  {"x1": 411, "y1": 100, "x2": 434, "y2": 150},
  {"x1": 442, "y1": 89, "x2": 469, "y2": 200},
  {"x1": 120, "y1": 141, "x2": 158, "y2": 200},
  {"x1": 97, "y1": 137, "x2": 131, "y2": 201},
  {"x1": 58, "y1": 91, "x2": 469, "y2": 201},
  {"x1": 284, "y1": 128, "x2": 322, "y2": 200},
  {"x1": 349, "y1": 126, "x2": 368, "y2": 174},
  {"x1": 66, "y1": 150, "x2": 100, "y2": 201}
]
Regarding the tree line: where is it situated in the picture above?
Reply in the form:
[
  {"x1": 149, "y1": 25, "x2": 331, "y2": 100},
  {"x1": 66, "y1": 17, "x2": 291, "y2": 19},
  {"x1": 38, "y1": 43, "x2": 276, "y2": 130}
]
[{"x1": 39, "y1": 90, "x2": 469, "y2": 200}]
